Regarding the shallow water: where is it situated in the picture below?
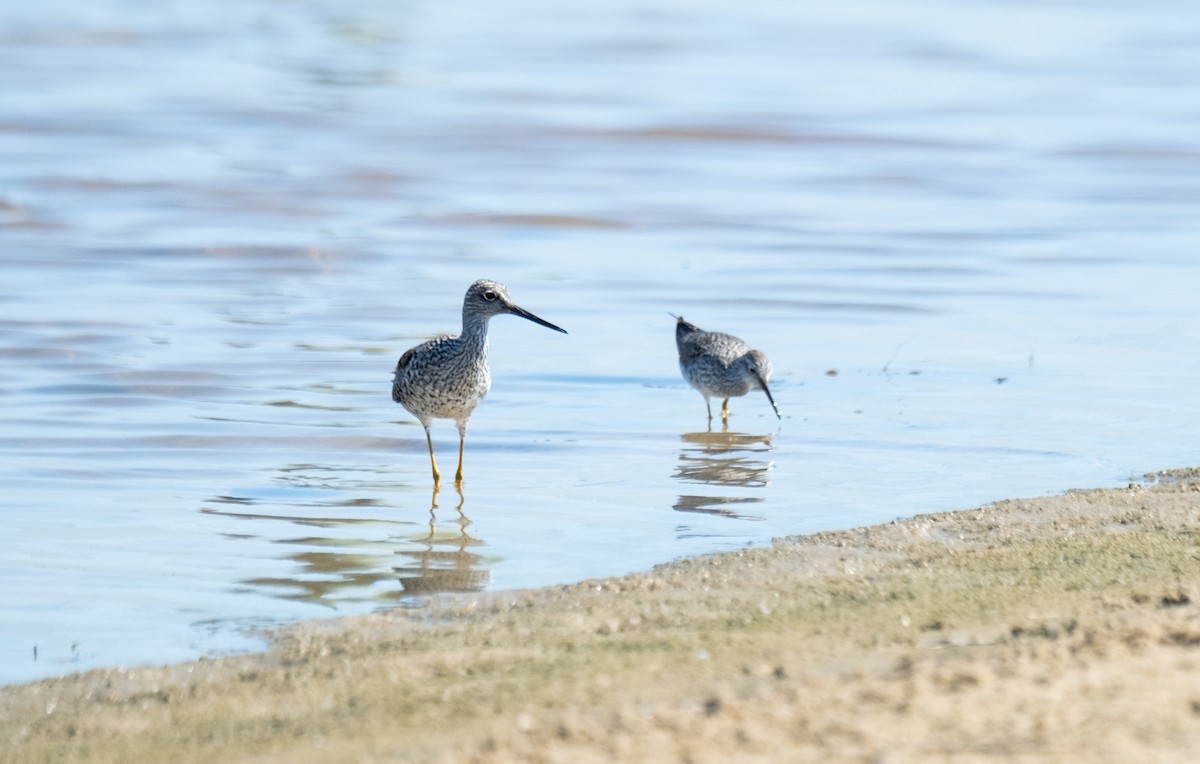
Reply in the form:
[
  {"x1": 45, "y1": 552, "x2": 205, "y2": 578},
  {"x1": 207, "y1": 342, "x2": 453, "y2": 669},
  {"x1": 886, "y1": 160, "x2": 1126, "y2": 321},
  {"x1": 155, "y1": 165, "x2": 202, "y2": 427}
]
[{"x1": 3, "y1": 0, "x2": 1200, "y2": 684}]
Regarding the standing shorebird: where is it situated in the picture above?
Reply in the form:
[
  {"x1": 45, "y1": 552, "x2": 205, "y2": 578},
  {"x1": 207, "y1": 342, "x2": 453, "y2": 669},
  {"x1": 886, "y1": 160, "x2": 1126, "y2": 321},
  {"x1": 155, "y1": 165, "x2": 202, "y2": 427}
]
[
  {"x1": 392, "y1": 280, "x2": 567, "y2": 485},
  {"x1": 673, "y1": 315, "x2": 781, "y2": 424}
]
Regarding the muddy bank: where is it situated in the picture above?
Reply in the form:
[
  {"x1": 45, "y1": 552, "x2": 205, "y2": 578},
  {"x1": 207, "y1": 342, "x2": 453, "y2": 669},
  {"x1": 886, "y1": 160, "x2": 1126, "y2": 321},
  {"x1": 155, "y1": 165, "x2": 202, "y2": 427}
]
[{"x1": 5, "y1": 469, "x2": 1200, "y2": 763}]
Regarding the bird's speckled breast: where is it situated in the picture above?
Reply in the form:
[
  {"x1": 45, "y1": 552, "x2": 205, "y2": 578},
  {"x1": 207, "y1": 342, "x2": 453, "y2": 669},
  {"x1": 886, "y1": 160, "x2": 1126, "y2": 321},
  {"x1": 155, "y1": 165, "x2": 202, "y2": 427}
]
[{"x1": 392, "y1": 335, "x2": 491, "y2": 423}]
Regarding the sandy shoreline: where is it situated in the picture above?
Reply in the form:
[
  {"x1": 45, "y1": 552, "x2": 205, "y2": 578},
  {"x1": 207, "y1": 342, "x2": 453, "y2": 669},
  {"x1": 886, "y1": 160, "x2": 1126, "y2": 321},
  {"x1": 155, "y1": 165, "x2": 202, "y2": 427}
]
[{"x1": 6, "y1": 468, "x2": 1200, "y2": 763}]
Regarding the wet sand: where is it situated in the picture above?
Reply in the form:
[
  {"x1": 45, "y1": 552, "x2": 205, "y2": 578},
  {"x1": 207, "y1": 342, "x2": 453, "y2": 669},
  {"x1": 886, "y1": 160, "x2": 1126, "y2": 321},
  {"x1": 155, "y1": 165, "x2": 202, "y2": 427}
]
[{"x1": 6, "y1": 468, "x2": 1200, "y2": 763}]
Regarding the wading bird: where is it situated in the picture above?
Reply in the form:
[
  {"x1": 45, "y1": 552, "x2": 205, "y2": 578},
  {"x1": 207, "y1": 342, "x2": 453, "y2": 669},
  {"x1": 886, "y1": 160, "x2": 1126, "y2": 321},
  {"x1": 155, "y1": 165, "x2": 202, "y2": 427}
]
[
  {"x1": 393, "y1": 280, "x2": 567, "y2": 485},
  {"x1": 673, "y1": 315, "x2": 780, "y2": 424}
]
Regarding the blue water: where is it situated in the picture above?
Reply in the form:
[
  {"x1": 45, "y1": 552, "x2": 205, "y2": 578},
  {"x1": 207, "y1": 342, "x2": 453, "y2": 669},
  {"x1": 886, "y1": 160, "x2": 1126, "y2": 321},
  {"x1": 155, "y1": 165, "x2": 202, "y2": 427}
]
[{"x1": 2, "y1": 0, "x2": 1199, "y2": 685}]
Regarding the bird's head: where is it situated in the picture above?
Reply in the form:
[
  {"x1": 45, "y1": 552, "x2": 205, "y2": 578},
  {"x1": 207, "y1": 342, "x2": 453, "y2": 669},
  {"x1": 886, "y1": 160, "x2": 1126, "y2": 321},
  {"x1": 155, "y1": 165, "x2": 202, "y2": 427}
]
[{"x1": 465, "y1": 279, "x2": 567, "y2": 333}]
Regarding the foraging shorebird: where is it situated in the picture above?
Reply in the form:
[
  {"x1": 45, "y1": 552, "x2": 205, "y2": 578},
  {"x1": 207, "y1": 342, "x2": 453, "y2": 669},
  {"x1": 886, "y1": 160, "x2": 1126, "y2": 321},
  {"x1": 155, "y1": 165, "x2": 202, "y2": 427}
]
[
  {"x1": 392, "y1": 280, "x2": 567, "y2": 485},
  {"x1": 673, "y1": 315, "x2": 780, "y2": 423}
]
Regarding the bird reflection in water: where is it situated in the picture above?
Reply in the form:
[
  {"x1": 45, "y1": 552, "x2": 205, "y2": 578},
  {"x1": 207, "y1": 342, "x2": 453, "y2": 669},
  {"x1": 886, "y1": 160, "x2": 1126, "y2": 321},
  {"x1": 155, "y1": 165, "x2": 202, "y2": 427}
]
[
  {"x1": 203, "y1": 472, "x2": 488, "y2": 605},
  {"x1": 672, "y1": 494, "x2": 765, "y2": 520},
  {"x1": 675, "y1": 429, "x2": 774, "y2": 488},
  {"x1": 673, "y1": 428, "x2": 774, "y2": 521},
  {"x1": 203, "y1": 498, "x2": 409, "y2": 607},
  {"x1": 393, "y1": 484, "x2": 489, "y2": 595}
]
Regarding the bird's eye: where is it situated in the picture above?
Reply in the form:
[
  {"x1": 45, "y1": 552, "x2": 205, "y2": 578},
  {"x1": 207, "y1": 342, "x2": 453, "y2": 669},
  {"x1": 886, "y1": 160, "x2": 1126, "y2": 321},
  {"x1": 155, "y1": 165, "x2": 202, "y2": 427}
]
[{"x1": 483, "y1": 290, "x2": 498, "y2": 301}]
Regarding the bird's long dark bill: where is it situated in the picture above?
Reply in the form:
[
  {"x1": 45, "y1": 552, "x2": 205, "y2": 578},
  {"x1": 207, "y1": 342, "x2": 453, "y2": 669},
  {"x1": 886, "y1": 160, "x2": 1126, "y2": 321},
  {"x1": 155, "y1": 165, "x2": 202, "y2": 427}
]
[
  {"x1": 509, "y1": 304, "x2": 568, "y2": 334},
  {"x1": 751, "y1": 369, "x2": 782, "y2": 419}
]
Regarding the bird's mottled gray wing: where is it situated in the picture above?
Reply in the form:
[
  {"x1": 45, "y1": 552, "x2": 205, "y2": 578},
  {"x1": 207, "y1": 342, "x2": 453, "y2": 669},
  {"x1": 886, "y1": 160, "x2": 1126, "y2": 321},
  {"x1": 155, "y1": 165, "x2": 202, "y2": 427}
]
[
  {"x1": 393, "y1": 334, "x2": 452, "y2": 402},
  {"x1": 395, "y1": 346, "x2": 416, "y2": 373},
  {"x1": 696, "y1": 332, "x2": 749, "y2": 365},
  {"x1": 677, "y1": 335, "x2": 705, "y2": 366}
]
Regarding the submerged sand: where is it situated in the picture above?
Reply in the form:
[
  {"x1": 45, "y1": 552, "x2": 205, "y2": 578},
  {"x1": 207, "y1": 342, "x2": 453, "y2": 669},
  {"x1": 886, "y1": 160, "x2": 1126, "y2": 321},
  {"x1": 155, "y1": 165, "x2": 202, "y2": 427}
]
[{"x1": 5, "y1": 468, "x2": 1200, "y2": 763}]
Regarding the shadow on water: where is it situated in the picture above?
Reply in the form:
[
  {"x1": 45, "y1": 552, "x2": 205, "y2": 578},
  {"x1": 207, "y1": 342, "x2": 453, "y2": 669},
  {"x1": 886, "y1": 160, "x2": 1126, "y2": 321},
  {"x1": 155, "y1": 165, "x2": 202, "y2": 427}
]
[
  {"x1": 201, "y1": 479, "x2": 489, "y2": 608},
  {"x1": 672, "y1": 427, "x2": 774, "y2": 521}
]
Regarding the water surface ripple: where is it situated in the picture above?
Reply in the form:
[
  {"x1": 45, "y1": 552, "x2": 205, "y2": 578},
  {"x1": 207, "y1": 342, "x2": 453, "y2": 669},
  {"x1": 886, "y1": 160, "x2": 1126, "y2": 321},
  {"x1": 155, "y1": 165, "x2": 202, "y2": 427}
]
[{"x1": 2, "y1": 0, "x2": 1199, "y2": 684}]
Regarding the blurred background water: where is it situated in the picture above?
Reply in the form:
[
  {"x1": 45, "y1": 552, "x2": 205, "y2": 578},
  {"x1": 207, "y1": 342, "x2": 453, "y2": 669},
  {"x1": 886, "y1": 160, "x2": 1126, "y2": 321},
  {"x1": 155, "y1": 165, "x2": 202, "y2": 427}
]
[{"x1": 2, "y1": 0, "x2": 1199, "y2": 685}]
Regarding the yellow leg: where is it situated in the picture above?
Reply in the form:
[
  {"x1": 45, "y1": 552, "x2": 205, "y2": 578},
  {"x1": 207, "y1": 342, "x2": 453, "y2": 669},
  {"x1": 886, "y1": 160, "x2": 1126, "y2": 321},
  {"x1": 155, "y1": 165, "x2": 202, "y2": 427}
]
[
  {"x1": 454, "y1": 434, "x2": 465, "y2": 484},
  {"x1": 721, "y1": 398, "x2": 731, "y2": 420},
  {"x1": 424, "y1": 426, "x2": 441, "y2": 485}
]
